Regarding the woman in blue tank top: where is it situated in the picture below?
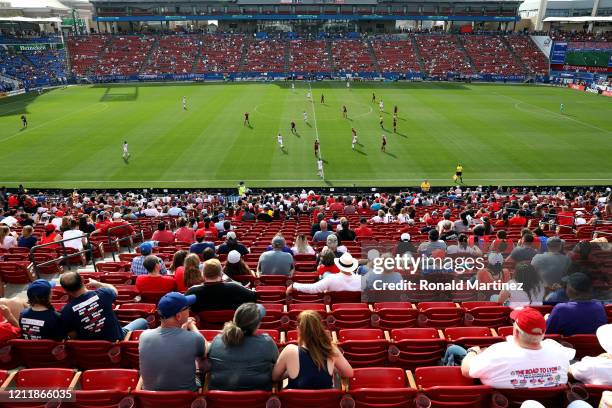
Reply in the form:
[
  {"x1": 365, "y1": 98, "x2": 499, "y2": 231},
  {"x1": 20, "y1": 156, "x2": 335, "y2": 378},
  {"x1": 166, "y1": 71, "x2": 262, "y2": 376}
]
[{"x1": 272, "y1": 310, "x2": 353, "y2": 389}]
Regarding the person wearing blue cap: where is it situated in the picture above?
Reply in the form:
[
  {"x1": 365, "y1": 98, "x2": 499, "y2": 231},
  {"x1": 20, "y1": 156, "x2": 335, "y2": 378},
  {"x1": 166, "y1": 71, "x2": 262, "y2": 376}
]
[
  {"x1": 139, "y1": 292, "x2": 206, "y2": 392},
  {"x1": 18, "y1": 279, "x2": 65, "y2": 340},
  {"x1": 130, "y1": 242, "x2": 167, "y2": 276}
]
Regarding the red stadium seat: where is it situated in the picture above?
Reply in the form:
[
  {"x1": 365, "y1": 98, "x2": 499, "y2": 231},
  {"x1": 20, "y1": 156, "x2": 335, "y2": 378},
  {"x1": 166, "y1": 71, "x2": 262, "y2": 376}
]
[
  {"x1": 115, "y1": 303, "x2": 157, "y2": 327},
  {"x1": 463, "y1": 304, "x2": 512, "y2": 328},
  {"x1": 0, "y1": 368, "x2": 77, "y2": 408},
  {"x1": 99, "y1": 272, "x2": 135, "y2": 285},
  {"x1": 7, "y1": 339, "x2": 70, "y2": 368},
  {"x1": 444, "y1": 327, "x2": 504, "y2": 348},
  {"x1": 259, "y1": 303, "x2": 287, "y2": 330},
  {"x1": 203, "y1": 390, "x2": 277, "y2": 408},
  {"x1": 276, "y1": 389, "x2": 348, "y2": 408},
  {"x1": 493, "y1": 385, "x2": 569, "y2": 408},
  {"x1": 74, "y1": 369, "x2": 139, "y2": 408},
  {"x1": 347, "y1": 367, "x2": 419, "y2": 408},
  {"x1": 133, "y1": 390, "x2": 203, "y2": 408},
  {"x1": 324, "y1": 291, "x2": 362, "y2": 305},
  {"x1": 66, "y1": 340, "x2": 122, "y2": 370},
  {"x1": 337, "y1": 329, "x2": 390, "y2": 368},
  {"x1": 389, "y1": 328, "x2": 447, "y2": 369},
  {"x1": 563, "y1": 335, "x2": 605, "y2": 359},
  {"x1": 327, "y1": 303, "x2": 372, "y2": 330},
  {"x1": 415, "y1": 366, "x2": 494, "y2": 408},
  {"x1": 418, "y1": 303, "x2": 465, "y2": 328},
  {"x1": 371, "y1": 302, "x2": 419, "y2": 330},
  {"x1": 256, "y1": 286, "x2": 287, "y2": 304},
  {"x1": 196, "y1": 310, "x2": 235, "y2": 329},
  {"x1": 0, "y1": 261, "x2": 35, "y2": 284},
  {"x1": 96, "y1": 261, "x2": 131, "y2": 272}
]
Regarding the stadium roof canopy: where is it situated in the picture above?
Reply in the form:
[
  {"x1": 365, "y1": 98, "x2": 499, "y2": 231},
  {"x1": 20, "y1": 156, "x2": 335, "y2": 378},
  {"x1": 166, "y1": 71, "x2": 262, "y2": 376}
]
[
  {"x1": 543, "y1": 15, "x2": 612, "y2": 22},
  {"x1": 2, "y1": 0, "x2": 69, "y2": 11},
  {"x1": 0, "y1": 16, "x2": 62, "y2": 21}
]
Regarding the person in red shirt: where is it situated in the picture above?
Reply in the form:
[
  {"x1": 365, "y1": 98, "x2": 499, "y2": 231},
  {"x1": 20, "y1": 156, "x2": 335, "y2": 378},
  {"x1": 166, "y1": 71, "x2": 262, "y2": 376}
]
[
  {"x1": 508, "y1": 210, "x2": 527, "y2": 227},
  {"x1": 93, "y1": 215, "x2": 134, "y2": 238},
  {"x1": 174, "y1": 218, "x2": 195, "y2": 244},
  {"x1": 151, "y1": 222, "x2": 175, "y2": 244},
  {"x1": 354, "y1": 217, "x2": 373, "y2": 238},
  {"x1": 135, "y1": 255, "x2": 177, "y2": 295},
  {"x1": 329, "y1": 197, "x2": 344, "y2": 212},
  {"x1": 39, "y1": 224, "x2": 61, "y2": 248},
  {"x1": 196, "y1": 218, "x2": 217, "y2": 240},
  {"x1": 316, "y1": 248, "x2": 340, "y2": 277}
]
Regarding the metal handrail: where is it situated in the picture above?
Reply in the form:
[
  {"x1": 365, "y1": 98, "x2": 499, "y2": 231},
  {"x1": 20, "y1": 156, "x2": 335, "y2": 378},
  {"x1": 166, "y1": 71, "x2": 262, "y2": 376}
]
[
  {"x1": 30, "y1": 233, "x2": 96, "y2": 276},
  {"x1": 106, "y1": 223, "x2": 144, "y2": 261}
]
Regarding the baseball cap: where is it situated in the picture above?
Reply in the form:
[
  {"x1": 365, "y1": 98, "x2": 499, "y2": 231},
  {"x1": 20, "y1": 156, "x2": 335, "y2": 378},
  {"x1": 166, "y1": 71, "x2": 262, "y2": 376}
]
[
  {"x1": 27, "y1": 279, "x2": 55, "y2": 298},
  {"x1": 157, "y1": 292, "x2": 197, "y2": 319},
  {"x1": 45, "y1": 223, "x2": 56, "y2": 232},
  {"x1": 510, "y1": 307, "x2": 546, "y2": 335},
  {"x1": 227, "y1": 250, "x2": 241, "y2": 264},
  {"x1": 575, "y1": 211, "x2": 584, "y2": 216},
  {"x1": 400, "y1": 233, "x2": 411, "y2": 242},
  {"x1": 563, "y1": 272, "x2": 592, "y2": 293},
  {"x1": 596, "y1": 324, "x2": 612, "y2": 354},
  {"x1": 226, "y1": 231, "x2": 237, "y2": 240},
  {"x1": 112, "y1": 212, "x2": 122, "y2": 220},
  {"x1": 139, "y1": 242, "x2": 153, "y2": 255},
  {"x1": 272, "y1": 236, "x2": 285, "y2": 246}
]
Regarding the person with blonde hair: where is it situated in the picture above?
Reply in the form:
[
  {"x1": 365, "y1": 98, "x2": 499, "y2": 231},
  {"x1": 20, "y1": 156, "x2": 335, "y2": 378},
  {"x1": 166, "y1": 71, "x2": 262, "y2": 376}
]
[
  {"x1": 17, "y1": 225, "x2": 37, "y2": 249},
  {"x1": 0, "y1": 225, "x2": 17, "y2": 250},
  {"x1": 273, "y1": 310, "x2": 353, "y2": 388},
  {"x1": 208, "y1": 303, "x2": 278, "y2": 390},
  {"x1": 291, "y1": 234, "x2": 315, "y2": 255}
]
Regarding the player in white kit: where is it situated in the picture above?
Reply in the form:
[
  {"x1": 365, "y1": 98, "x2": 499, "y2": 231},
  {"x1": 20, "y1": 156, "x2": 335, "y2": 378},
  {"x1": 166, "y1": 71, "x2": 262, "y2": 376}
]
[
  {"x1": 379, "y1": 100, "x2": 384, "y2": 112},
  {"x1": 352, "y1": 134, "x2": 358, "y2": 150},
  {"x1": 122, "y1": 141, "x2": 130, "y2": 160},
  {"x1": 277, "y1": 133, "x2": 284, "y2": 149},
  {"x1": 182, "y1": 96, "x2": 187, "y2": 110},
  {"x1": 306, "y1": 91, "x2": 311, "y2": 100},
  {"x1": 303, "y1": 111, "x2": 308, "y2": 123},
  {"x1": 291, "y1": 82, "x2": 295, "y2": 91},
  {"x1": 317, "y1": 158, "x2": 324, "y2": 178}
]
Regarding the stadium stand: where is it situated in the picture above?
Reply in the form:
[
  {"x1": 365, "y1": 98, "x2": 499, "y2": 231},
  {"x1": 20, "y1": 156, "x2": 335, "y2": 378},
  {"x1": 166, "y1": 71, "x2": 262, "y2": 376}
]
[
  {"x1": 93, "y1": 35, "x2": 155, "y2": 76},
  {"x1": 288, "y1": 40, "x2": 331, "y2": 74},
  {"x1": 331, "y1": 39, "x2": 378, "y2": 74},
  {"x1": 461, "y1": 35, "x2": 525, "y2": 76},
  {"x1": 505, "y1": 35, "x2": 550, "y2": 76},
  {"x1": 243, "y1": 39, "x2": 286, "y2": 73},
  {"x1": 140, "y1": 35, "x2": 199, "y2": 75},
  {"x1": 415, "y1": 35, "x2": 475, "y2": 76},
  {"x1": 370, "y1": 38, "x2": 421, "y2": 74},
  {"x1": 194, "y1": 35, "x2": 244, "y2": 74}
]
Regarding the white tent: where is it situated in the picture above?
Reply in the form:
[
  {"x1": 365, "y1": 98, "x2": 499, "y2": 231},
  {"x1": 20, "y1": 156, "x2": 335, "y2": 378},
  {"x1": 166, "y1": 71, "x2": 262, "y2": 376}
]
[{"x1": 7, "y1": 0, "x2": 69, "y2": 11}]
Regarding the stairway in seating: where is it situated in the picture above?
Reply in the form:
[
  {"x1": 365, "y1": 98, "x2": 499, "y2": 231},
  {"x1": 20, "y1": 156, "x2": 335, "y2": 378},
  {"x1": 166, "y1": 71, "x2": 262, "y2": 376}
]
[
  {"x1": 365, "y1": 38, "x2": 382, "y2": 75},
  {"x1": 191, "y1": 35, "x2": 204, "y2": 74},
  {"x1": 454, "y1": 35, "x2": 477, "y2": 75},
  {"x1": 138, "y1": 37, "x2": 159, "y2": 74},
  {"x1": 84, "y1": 35, "x2": 113, "y2": 77},
  {"x1": 411, "y1": 35, "x2": 426, "y2": 74},
  {"x1": 325, "y1": 39, "x2": 335, "y2": 74},
  {"x1": 283, "y1": 41, "x2": 290, "y2": 74},
  {"x1": 501, "y1": 35, "x2": 530, "y2": 76},
  {"x1": 237, "y1": 38, "x2": 250, "y2": 73}
]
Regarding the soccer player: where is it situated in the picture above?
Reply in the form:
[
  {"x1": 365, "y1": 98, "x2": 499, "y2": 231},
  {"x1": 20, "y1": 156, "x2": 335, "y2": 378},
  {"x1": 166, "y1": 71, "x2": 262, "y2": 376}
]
[
  {"x1": 560, "y1": 103, "x2": 564, "y2": 114},
  {"x1": 317, "y1": 158, "x2": 324, "y2": 178},
  {"x1": 394, "y1": 105, "x2": 398, "y2": 116},
  {"x1": 277, "y1": 133, "x2": 284, "y2": 149},
  {"x1": 379, "y1": 100, "x2": 384, "y2": 112},
  {"x1": 352, "y1": 133, "x2": 358, "y2": 150},
  {"x1": 182, "y1": 96, "x2": 187, "y2": 110},
  {"x1": 291, "y1": 82, "x2": 295, "y2": 91},
  {"x1": 455, "y1": 163, "x2": 464, "y2": 184},
  {"x1": 342, "y1": 105, "x2": 348, "y2": 119},
  {"x1": 122, "y1": 141, "x2": 130, "y2": 160},
  {"x1": 381, "y1": 135, "x2": 387, "y2": 152},
  {"x1": 393, "y1": 117, "x2": 397, "y2": 133},
  {"x1": 379, "y1": 115, "x2": 384, "y2": 129},
  {"x1": 320, "y1": 94, "x2": 325, "y2": 104},
  {"x1": 290, "y1": 121, "x2": 297, "y2": 134},
  {"x1": 306, "y1": 91, "x2": 312, "y2": 100},
  {"x1": 351, "y1": 127, "x2": 357, "y2": 139},
  {"x1": 244, "y1": 112, "x2": 250, "y2": 126},
  {"x1": 20, "y1": 115, "x2": 27, "y2": 128},
  {"x1": 346, "y1": 81, "x2": 350, "y2": 89},
  {"x1": 372, "y1": 92, "x2": 376, "y2": 102},
  {"x1": 303, "y1": 110, "x2": 308, "y2": 123},
  {"x1": 314, "y1": 138, "x2": 320, "y2": 158}
]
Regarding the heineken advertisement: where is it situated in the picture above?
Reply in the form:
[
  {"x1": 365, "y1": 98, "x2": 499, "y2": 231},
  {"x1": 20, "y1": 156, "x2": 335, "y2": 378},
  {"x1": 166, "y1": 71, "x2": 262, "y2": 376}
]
[{"x1": 5, "y1": 43, "x2": 65, "y2": 51}]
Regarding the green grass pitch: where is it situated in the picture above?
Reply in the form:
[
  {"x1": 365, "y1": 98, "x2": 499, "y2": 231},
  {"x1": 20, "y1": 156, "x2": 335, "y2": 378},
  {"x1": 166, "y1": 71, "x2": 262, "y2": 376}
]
[{"x1": 0, "y1": 82, "x2": 611, "y2": 189}]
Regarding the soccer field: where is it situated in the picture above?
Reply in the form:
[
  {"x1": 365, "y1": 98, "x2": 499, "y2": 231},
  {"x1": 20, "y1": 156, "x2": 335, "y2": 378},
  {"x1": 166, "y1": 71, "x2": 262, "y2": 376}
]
[{"x1": 0, "y1": 82, "x2": 611, "y2": 189}]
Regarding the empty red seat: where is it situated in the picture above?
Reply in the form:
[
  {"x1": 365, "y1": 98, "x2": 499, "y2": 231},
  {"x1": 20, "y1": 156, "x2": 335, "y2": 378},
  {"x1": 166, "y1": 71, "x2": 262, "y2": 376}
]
[
  {"x1": 337, "y1": 329, "x2": 390, "y2": 368},
  {"x1": 347, "y1": 367, "x2": 419, "y2": 408},
  {"x1": 444, "y1": 327, "x2": 503, "y2": 348},
  {"x1": 327, "y1": 303, "x2": 372, "y2": 330},
  {"x1": 371, "y1": 302, "x2": 418, "y2": 330},
  {"x1": 415, "y1": 366, "x2": 494, "y2": 407},
  {"x1": 133, "y1": 390, "x2": 203, "y2": 408},
  {"x1": 203, "y1": 390, "x2": 276, "y2": 408},
  {"x1": 196, "y1": 310, "x2": 235, "y2": 329},
  {"x1": 493, "y1": 385, "x2": 569, "y2": 408},
  {"x1": 389, "y1": 328, "x2": 446, "y2": 369},
  {"x1": 66, "y1": 340, "x2": 122, "y2": 370},
  {"x1": 7, "y1": 339, "x2": 69, "y2": 368},
  {"x1": 0, "y1": 368, "x2": 77, "y2": 408},
  {"x1": 115, "y1": 303, "x2": 157, "y2": 327},
  {"x1": 418, "y1": 303, "x2": 465, "y2": 328},
  {"x1": 564, "y1": 334, "x2": 605, "y2": 359},
  {"x1": 255, "y1": 286, "x2": 287, "y2": 304},
  {"x1": 0, "y1": 261, "x2": 35, "y2": 284},
  {"x1": 463, "y1": 305, "x2": 511, "y2": 328},
  {"x1": 259, "y1": 303, "x2": 286, "y2": 330},
  {"x1": 74, "y1": 369, "x2": 138, "y2": 408},
  {"x1": 276, "y1": 389, "x2": 348, "y2": 408}
]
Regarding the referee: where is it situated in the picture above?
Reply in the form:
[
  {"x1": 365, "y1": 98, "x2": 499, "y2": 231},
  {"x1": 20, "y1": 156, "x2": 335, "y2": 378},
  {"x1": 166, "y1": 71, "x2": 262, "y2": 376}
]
[{"x1": 455, "y1": 164, "x2": 463, "y2": 184}]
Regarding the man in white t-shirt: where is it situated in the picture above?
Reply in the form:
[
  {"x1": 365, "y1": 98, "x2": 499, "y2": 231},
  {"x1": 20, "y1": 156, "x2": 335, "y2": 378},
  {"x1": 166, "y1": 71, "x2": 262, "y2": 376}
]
[
  {"x1": 569, "y1": 324, "x2": 612, "y2": 386},
  {"x1": 461, "y1": 307, "x2": 575, "y2": 389}
]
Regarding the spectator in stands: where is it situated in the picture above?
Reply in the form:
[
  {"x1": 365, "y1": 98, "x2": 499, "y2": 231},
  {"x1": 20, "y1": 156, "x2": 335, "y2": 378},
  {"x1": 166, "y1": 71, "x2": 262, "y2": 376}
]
[
  {"x1": 509, "y1": 233, "x2": 537, "y2": 263},
  {"x1": 311, "y1": 213, "x2": 325, "y2": 237},
  {"x1": 92, "y1": 213, "x2": 134, "y2": 239},
  {"x1": 143, "y1": 203, "x2": 160, "y2": 217},
  {"x1": 167, "y1": 203, "x2": 184, "y2": 217},
  {"x1": 17, "y1": 225, "x2": 37, "y2": 249},
  {"x1": 60, "y1": 272, "x2": 148, "y2": 341},
  {"x1": 217, "y1": 231, "x2": 249, "y2": 256},
  {"x1": 439, "y1": 220, "x2": 458, "y2": 241},
  {"x1": 273, "y1": 310, "x2": 353, "y2": 388},
  {"x1": 320, "y1": 234, "x2": 346, "y2": 259},
  {"x1": 78, "y1": 214, "x2": 96, "y2": 235},
  {"x1": 201, "y1": 247, "x2": 217, "y2": 262},
  {"x1": 175, "y1": 253, "x2": 203, "y2": 292},
  {"x1": 17, "y1": 279, "x2": 64, "y2": 340},
  {"x1": 370, "y1": 210, "x2": 385, "y2": 223},
  {"x1": 51, "y1": 211, "x2": 64, "y2": 231},
  {"x1": 131, "y1": 242, "x2": 168, "y2": 276},
  {"x1": 313, "y1": 221, "x2": 332, "y2": 242},
  {"x1": 354, "y1": 217, "x2": 373, "y2": 238},
  {"x1": 170, "y1": 250, "x2": 188, "y2": 275},
  {"x1": 508, "y1": 210, "x2": 528, "y2": 226},
  {"x1": 317, "y1": 248, "x2": 340, "y2": 278},
  {"x1": 0, "y1": 298, "x2": 25, "y2": 343},
  {"x1": 208, "y1": 303, "x2": 278, "y2": 391},
  {"x1": 189, "y1": 230, "x2": 215, "y2": 256},
  {"x1": 458, "y1": 308, "x2": 575, "y2": 388},
  {"x1": 39, "y1": 223, "x2": 61, "y2": 248},
  {"x1": 139, "y1": 292, "x2": 205, "y2": 391},
  {"x1": 0, "y1": 225, "x2": 17, "y2": 249},
  {"x1": 291, "y1": 234, "x2": 315, "y2": 255},
  {"x1": 396, "y1": 233, "x2": 416, "y2": 256},
  {"x1": 454, "y1": 212, "x2": 470, "y2": 233},
  {"x1": 569, "y1": 324, "x2": 612, "y2": 386},
  {"x1": 257, "y1": 236, "x2": 294, "y2": 276},
  {"x1": 62, "y1": 218, "x2": 86, "y2": 251},
  {"x1": 418, "y1": 229, "x2": 447, "y2": 255},
  {"x1": 218, "y1": 221, "x2": 233, "y2": 239},
  {"x1": 533, "y1": 228, "x2": 549, "y2": 253},
  {"x1": 152, "y1": 221, "x2": 175, "y2": 244},
  {"x1": 174, "y1": 218, "x2": 195, "y2": 243},
  {"x1": 186, "y1": 259, "x2": 256, "y2": 313},
  {"x1": 364, "y1": 252, "x2": 402, "y2": 291},
  {"x1": 287, "y1": 253, "x2": 360, "y2": 295},
  {"x1": 447, "y1": 234, "x2": 482, "y2": 256},
  {"x1": 545, "y1": 273, "x2": 607, "y2": 337},
  {"x1": 136, "y1": 255, "x2": 177, "y2": 295},
  {"x1": 196, "y1": 217, "x2": 218, "y2": 239},
  {"x1": 476, "y1": 252, "x2": 510, "y2": 285},
  {"x1": 336, "y1": 218, "x2": 356, "y2": 242},
  {"x1": 489, "y1": 230, "x2": 514, "y2": 255},
  {"x1": 531, "y1": 237, "x2": 570, "y2": 288},
  {"x1": 224, "y1": 250, "x2": 255, "y2": 279},
  {"x1": 498, "y1": 263, "x2": 545, "y2": 307},
  {"x1": 265, "y1": 233, "x2": 293, "y2": 254}
]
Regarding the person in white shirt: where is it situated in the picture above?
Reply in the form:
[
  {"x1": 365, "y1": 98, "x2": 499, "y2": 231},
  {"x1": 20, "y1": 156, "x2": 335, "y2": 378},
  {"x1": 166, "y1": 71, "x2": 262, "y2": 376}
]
[
  {"x1": 0, "y1": 213, "x2": 18, "y2": 228},
  {"x1": 286, "y1": 253, "x2": 360, "y2": 295},
  {"x1": 0, "y1": 225, "x2": 17, "y2": 250},
  {"x1": 574, "y1": 211, "x2": 587, "y2": 226},
  {"x1": 498, "y1": 264, "x2": 546, "y2": 308},
  {"x1": 168, "y1": 204, "x2": 184, "y2": 217},
  {"x1": 62, "y1": 219, "x2": 86, "y2": 251},
  {"x1": 317, "y1": 159, "x2": 324, "y2": 178},
  {"x1": 569, "y1": 324, "x2": 612, "y2": 385},
  {"x1": 370, "y1": 210, "x2": 385, "y2": 223},
  {"x1": 143, "y1": 204, "x2": 160, "y2": 217},
  {"x1": 277, "y1": 133, "x2": 284, "y2": 149},
  {"x1": 459, "y1": 307, "x2": 575, "y2": 389}
]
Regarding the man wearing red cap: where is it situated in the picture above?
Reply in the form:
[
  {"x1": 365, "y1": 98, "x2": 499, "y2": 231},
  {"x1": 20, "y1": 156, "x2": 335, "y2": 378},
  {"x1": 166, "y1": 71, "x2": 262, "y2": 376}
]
[{"x1": 458, "y1": 308, "x2": 575, "y2": 388}]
